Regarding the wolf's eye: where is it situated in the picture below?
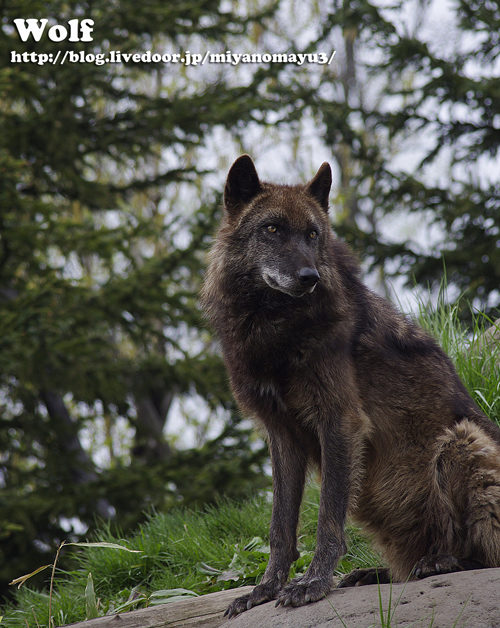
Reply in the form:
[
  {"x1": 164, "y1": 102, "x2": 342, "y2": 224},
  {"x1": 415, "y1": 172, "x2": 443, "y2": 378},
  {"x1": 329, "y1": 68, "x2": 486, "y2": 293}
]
[
  {"x1": 309, "y1": 230, "x2": 318, "y2": 240},
  {"x1": 266, "y1": 225, "x2": 277, "y2": 233}
]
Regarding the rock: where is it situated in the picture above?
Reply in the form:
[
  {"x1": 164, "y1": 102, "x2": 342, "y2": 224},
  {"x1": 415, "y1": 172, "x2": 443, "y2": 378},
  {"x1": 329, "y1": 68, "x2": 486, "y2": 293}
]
[
  {"x1": 483, "y1": 318, "x2": 500, "y2": 348},
  {"x1": 64, "y1": 569, "x2": 500, "y2": 627},
  {"x1": 472, "y1": 318, "x2": 500, "y2": 365},
  {"x1": 228, "y1": 568, "x2": 500, "y2": 628}
]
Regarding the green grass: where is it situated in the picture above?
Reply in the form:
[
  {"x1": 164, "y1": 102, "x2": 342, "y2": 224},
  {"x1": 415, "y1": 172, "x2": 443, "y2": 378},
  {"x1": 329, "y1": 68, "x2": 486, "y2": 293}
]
[
  {"x1": 417, "y1": 301, "x2": 499, "y2": 426},
  {"x1": 0, "y1": 485, "x2": 379, "y2": 627},
  {"x1": 2, "y1": 304, "x2": 498, "y2": 627}
]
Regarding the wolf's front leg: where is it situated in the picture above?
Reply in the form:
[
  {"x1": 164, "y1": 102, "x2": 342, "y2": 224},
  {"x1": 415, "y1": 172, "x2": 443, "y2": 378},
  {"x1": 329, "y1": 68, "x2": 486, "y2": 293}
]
[
  {"x1": 276, "y1": 418, "x2": 349, "y2": 608},
  {"x1": 225, "y1": 426, "x2": 307, "y2": 618}
]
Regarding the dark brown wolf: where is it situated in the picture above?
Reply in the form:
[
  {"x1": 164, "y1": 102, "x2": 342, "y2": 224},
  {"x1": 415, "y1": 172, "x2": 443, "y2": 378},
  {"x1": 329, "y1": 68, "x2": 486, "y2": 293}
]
[{"x1": 200, "y1": 155, "x2": 500, "y2": 617}]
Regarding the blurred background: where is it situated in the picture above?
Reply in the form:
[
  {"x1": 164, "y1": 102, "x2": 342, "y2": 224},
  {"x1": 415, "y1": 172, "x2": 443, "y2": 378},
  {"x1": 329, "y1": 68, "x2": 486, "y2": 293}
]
[{"x1": 0, "y1": 0, "x2": 499, "y2": 598}]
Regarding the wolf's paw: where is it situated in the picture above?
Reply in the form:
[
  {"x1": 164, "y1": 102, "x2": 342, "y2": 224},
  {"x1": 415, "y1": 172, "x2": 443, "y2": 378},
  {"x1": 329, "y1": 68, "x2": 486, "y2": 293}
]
[
  {"x1": 224, "y1": 581, "x2": 281, "y2": 618},
  {"x1": 224, "y1": 594, "x2": 251, "y2": 619},
  {"x1": 337, "y1": 567, "x2": 391, "y2": 587},
  {"x1": 412, "y1": 554, "x2": 482, "y2": 579},
  {"x1": 275, "y1": 576, "x2": 331, "y2": 608}
]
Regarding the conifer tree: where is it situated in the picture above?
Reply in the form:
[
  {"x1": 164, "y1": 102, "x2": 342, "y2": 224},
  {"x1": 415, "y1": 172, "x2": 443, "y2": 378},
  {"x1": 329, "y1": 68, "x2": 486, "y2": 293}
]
[
  {"x1": 0, "y1": 0, "x2": 276, "y2": 592},
  {"x1": 313, "y1": 0, "x2": 499, "y2": 314}
]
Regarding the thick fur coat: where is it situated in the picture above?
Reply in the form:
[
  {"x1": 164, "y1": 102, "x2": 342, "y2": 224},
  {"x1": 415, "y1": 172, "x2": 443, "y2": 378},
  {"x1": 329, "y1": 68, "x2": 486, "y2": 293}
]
[{"x1": 201, "y1": 155, "x2": 500, "y2": 616}]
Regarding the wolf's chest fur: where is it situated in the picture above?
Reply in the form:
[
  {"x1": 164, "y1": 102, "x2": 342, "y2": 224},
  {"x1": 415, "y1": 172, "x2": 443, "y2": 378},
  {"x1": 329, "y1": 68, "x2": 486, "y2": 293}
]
[{"x1": 223, "y1": 295, "x2": 349, "y2": 426}]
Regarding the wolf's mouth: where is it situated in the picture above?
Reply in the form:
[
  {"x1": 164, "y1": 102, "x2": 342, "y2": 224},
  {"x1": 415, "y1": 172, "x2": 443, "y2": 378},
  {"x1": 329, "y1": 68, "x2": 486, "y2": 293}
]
[{"x1": 262, "y1": 271, "x2": 316, "y2": 297}]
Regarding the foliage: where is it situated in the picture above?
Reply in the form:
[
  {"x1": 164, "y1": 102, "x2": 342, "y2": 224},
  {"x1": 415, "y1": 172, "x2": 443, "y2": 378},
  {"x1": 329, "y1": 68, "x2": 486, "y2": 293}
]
[
  {"x1": 0, "y1": 0, "x2": 281, "y2": 596},
  {"x1": 0, "y1": 484, "x2": 380, "y2": 627},
  {"x1": 1, "y1": 0, "x2": 499, "y2": 608},
  {"x1": 417, "y1": 296, "x2": 500, "y2": 426},
  {"x1": 310, "y1": 0, "x2": 500, "y2": 315}
]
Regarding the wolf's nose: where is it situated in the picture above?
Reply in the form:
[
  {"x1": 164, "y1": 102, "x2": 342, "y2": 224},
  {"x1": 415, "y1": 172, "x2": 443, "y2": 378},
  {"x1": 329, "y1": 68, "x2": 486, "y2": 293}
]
[{"x1": 298, "y1": 267, "x2": 320, "y2": 286}]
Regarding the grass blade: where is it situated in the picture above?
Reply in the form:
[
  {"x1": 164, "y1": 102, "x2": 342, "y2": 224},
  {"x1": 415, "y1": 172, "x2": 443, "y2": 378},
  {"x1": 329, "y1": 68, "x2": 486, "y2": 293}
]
[
  {"x1": 9, "y1": 565, "x2": 52, "y2": 589},
  {"x1": 67, "y1": 542, "x2": 141, "y2": 553},
  {"x1": 85, "y1": 573, "x2": 98, "y2": 619}
]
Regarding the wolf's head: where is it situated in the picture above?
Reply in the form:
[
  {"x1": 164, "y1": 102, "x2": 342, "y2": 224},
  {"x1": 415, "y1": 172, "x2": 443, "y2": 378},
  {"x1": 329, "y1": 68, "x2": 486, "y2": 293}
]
[{"x1": 223, "y1": 154, "x2": 332, "y2": 298}]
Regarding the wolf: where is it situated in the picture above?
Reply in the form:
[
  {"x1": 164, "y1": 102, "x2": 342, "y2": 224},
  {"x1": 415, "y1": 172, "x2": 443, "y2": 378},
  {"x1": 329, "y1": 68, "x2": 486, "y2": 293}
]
[{"x1": 200, "y1": 155, "x2": 500, "y2": 617}]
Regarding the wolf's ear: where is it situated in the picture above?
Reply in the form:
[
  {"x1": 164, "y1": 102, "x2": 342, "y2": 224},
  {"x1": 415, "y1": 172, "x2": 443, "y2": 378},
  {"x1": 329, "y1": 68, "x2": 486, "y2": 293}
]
[
  {"x1": 224, "y1": 155, "x2": 261, "y2": 214},
  {"x1": 306, "y1": 162, "x2": 332, "y2": 212}
]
